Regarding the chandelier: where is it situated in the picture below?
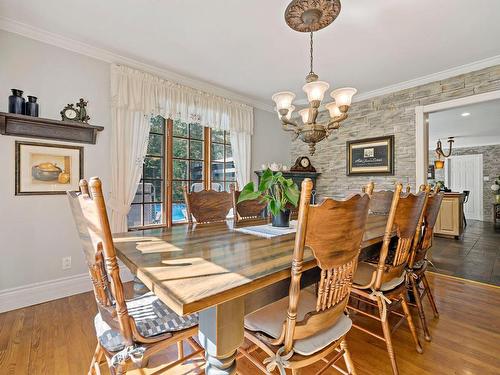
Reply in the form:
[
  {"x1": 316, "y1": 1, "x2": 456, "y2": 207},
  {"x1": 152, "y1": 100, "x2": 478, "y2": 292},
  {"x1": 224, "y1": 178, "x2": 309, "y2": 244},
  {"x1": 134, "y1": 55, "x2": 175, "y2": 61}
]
[
  {"x1": 434, "y1": 137, "x2": 454, "y2": 169},
  {"x1": 272, "y1": 0, "x2": 357, "y2": 155}
]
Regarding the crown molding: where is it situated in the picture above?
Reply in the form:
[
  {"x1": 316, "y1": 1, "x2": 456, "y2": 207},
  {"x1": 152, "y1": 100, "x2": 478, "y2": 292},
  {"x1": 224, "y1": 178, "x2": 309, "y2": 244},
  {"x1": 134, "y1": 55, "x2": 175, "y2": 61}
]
[
  {"x1": 354, "y1": 55, "x2": 500, "y2": 102},
  {"x1": 281, "y1": 55, "x2": 500, "y2": 107},
  {"x1": 0, "y1": 16, "x2": 274, "y2": 113}
]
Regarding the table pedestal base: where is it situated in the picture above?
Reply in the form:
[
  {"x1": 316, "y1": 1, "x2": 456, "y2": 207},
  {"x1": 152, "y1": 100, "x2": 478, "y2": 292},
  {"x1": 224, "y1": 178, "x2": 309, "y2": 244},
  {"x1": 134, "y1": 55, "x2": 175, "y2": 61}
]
[{"x1": 198, "y1": 297, "x2": 244, "y2": 375}]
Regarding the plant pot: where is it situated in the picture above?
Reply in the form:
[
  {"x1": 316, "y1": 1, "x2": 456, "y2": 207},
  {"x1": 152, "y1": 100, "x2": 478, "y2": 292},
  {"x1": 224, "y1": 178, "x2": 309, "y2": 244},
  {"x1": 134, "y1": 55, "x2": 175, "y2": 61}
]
[
  {"x1": 272, "y1": 209, "x2": 290, "y2": 227},
  {"x1": 496, "y1": 194, "x2": 500, "y2": 204}
]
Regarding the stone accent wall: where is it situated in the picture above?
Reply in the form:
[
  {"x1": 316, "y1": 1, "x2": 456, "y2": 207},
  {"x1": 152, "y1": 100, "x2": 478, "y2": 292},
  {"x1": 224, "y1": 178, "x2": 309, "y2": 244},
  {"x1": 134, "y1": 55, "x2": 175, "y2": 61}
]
[
  {"x1": 290, "y1": 65, "x2": 500, "y2": 202},
  {"x1": 429, "y1": 145, "x2": 500, "y2": 222}
]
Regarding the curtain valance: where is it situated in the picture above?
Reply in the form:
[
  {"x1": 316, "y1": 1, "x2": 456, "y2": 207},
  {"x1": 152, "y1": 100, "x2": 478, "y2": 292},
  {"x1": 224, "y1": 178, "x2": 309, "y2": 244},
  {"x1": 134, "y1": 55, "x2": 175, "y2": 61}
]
[{"x1": 111, "y1": 64, "x2": 254, "y2": 135}]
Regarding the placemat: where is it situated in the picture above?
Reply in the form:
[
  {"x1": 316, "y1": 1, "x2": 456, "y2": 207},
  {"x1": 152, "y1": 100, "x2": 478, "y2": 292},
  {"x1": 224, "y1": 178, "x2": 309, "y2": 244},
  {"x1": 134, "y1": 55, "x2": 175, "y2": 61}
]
[{"x1": 234, "y1": 221, "x2": 297, "y2": 238}]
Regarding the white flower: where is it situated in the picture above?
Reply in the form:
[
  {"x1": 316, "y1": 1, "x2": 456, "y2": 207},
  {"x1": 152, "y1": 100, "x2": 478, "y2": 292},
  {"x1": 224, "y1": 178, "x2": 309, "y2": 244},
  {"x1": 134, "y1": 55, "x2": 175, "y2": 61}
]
[{"x1": 491, "y1": 184, "x2": 500, "y2": 191}]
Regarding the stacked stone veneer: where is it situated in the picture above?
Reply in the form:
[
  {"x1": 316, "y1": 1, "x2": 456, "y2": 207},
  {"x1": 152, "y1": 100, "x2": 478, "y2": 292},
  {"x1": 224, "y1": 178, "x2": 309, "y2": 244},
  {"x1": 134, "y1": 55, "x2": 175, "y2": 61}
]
[
  {"x1": 429, "y1": 145, "x2": 500, "y2": 222},
  {"x1": 290, "y1": 65, "x2": 500, "y2": 202}
]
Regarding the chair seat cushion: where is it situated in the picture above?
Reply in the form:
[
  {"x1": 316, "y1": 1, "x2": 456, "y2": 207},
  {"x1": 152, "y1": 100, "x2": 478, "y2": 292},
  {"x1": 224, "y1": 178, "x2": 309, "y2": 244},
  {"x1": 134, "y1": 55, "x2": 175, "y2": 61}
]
[
  {"x1": 244, "y1": 290, "x2": 352, "y2": 356},
  {"x1": 94, "y1": 292, "x2": 198, "y2": 352},
  {"x1": 353, "y1": 262, "x2": 405, "y2": 291}
]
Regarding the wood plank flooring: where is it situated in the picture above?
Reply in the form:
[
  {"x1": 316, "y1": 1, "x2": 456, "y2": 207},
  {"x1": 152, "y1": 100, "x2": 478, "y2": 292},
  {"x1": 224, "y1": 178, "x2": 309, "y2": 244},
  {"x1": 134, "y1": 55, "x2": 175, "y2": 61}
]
[{"x1": 1, "y1": 273, "x2": 499, "y2": 374}]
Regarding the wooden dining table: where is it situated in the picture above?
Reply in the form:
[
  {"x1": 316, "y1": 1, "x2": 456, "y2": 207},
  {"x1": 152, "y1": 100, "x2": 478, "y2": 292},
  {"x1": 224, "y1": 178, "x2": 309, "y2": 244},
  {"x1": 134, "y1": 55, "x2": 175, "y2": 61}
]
[{"x1": 113, "y1": 214, "x2": 388, "y2": 375}]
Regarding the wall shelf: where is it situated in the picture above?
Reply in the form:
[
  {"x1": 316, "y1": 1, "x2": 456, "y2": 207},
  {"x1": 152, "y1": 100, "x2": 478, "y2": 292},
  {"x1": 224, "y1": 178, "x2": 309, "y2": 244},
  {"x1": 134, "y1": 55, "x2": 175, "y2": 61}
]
[{"x1": 0, "y1": 112, "x2": 104, "y2": 144}]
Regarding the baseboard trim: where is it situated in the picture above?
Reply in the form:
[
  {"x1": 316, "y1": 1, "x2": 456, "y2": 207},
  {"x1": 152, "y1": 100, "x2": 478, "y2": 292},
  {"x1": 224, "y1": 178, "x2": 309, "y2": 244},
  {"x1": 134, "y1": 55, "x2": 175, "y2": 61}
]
[{"x1": 0, "y1": 268, "x2": 134, "y2": 313}]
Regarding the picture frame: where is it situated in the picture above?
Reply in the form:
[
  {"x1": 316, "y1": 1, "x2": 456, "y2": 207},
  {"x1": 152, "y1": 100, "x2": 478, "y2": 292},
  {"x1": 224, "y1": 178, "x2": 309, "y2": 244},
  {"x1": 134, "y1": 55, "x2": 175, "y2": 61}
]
[
  {"x1": 15, "y1": 141, "x2": 84, "y2": 195},
  {"x1": 346, "y1": 135, "x2": 394, "y2": 176}
]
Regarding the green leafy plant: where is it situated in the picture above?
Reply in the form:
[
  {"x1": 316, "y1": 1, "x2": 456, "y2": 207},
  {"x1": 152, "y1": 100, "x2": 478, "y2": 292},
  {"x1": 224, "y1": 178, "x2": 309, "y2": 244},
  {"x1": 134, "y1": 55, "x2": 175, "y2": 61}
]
[{"x1": 237, "y1": 168, "x2": 300, "y2": 217}]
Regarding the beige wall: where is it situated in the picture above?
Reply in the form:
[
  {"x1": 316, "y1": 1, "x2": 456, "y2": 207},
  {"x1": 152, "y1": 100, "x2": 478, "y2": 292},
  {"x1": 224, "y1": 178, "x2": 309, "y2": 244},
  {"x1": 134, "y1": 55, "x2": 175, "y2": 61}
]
[
  {"x1": 251, "y1": 108, "x2": 292, "y2": 183},
  {"x1": 0, "y1": 30, "x2": 111, "y2": 291}
]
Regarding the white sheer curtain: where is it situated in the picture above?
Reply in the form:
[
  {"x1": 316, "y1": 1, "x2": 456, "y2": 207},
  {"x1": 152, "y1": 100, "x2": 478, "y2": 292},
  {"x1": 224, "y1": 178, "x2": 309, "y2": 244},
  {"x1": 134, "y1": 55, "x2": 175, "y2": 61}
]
[
  {"x1": 109, "y1": 64, "x2": 254, "y2": 231},
  {"x1": 108, "y1": 110, "x2": 151, "y2": 232},
  {"x1": 230, "y1": 131, "x2": 251, "y2": 188}
]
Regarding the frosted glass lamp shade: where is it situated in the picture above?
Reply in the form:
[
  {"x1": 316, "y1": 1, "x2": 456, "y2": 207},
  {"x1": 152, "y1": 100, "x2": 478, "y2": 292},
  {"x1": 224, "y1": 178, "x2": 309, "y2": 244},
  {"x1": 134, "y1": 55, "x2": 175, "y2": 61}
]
[
  {"x1": 298, "y1": 108, "x2": 310, "y2": 123},
  {"x1": 276, "y1": 105, "x2": 295, "y2": 120},
  {"x1": 330, "y1": 87, "x2": 357, "y2": 107},
  {"x1": 302, "y1": 81, "x2": 330, "y2": 102},
  {"x1": 325, "y1": 102, "x2": 342, "y2": 118},
  {"x1": 272, "y1": 91, "x2": 296, "y2": 111}
]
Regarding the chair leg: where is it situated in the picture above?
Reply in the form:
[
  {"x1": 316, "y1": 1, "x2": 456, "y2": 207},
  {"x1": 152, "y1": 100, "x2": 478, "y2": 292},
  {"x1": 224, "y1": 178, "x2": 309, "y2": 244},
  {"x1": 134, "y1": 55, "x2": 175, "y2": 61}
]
[
  {"x1": 341, "y1": 339, "x2": 357, "y2": 375},
  {"x1": 377, "y1": 297, "x2": 399, "y2": 375},
  {"x1": 409, "y1": 276, "x2": 432, "y2": 342},
  {"x1": 116, "y1": 364, "x2": 128, "y2": 375},
  {"x1": 88, "y1": 343, "x2": 104, "y2": 375},
  {"x1": 400, "y1": 293, "x2": 423, "y2": 354},
  {"x1": 422, "y1": 274, "x2": 439, "y2": 318},
  {"x1": 177, "y1": 340, "x2": 184, "y2": 360}
]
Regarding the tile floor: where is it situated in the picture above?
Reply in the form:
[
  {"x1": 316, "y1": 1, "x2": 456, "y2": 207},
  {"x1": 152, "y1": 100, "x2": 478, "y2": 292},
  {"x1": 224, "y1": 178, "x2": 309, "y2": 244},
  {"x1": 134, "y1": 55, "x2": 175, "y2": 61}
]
[{"x1": 428, "y1": 219, "x2": 500, "y2": 285}]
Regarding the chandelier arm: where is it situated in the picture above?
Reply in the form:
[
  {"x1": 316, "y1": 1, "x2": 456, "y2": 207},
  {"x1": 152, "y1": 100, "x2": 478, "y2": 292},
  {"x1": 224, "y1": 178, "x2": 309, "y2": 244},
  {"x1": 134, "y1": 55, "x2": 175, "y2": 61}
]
[
  {"x1": 280, "y1": 116, "x2": 299, "y2": 129},
  {"x1": 326, "y1": 113, "x2": 348, "y2": 128}
]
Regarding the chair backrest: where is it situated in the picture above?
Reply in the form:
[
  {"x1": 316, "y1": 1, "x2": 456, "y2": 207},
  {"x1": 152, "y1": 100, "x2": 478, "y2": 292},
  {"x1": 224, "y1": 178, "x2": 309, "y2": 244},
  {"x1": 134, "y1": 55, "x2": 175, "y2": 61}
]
[
  {"x1": 67, "y1": 178, "x2": 133, "y2": 346},
  {"x1": 368, "y1": 190, "x2": 394, "y2": 215},
  {"x1": 282, "y1": 178, "x2": 371, "y2": 352},
  {"x1": 191, "y1": 182, "x2": 223, "y2": 192},
  {"x1": 183, "y1": 185, "x2": 232, "y2": 224},
  {"x1": 463, "y1": 190, "x2": 470, "y2": 203},
  {"x1": 409, "y1": 191, "x2": 444, "y2": 267},
  {"x1": 230, "y1": 184, "x2": 267, "y2": 223},
  {"x1": 372, "y1": 184, "x2": 429, "y2": 290}
]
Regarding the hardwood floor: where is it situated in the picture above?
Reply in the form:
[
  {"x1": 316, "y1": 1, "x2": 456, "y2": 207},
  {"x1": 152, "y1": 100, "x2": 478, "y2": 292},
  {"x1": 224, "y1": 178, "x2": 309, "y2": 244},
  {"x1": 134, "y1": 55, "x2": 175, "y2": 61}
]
[
  {"x1": 1, "y1": 273, "x2": 499, "y2": 374},
  {"x1": 429, "y1": 219, "x2": 500, "y2": 285}
]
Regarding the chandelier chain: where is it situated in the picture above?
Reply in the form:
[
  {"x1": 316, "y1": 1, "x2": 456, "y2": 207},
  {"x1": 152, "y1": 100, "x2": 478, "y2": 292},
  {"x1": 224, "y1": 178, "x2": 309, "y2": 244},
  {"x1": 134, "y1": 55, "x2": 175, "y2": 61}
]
[{"x1": 310, "y1": 32, "x2": 314, "y2": 74}]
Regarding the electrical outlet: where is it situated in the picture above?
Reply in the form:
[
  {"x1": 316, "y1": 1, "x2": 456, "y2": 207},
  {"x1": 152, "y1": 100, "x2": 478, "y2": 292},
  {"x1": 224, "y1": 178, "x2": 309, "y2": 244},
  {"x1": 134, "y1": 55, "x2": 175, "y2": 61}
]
[{"x1": 62, "y1": 256, "x2": 72, "y2": 270}]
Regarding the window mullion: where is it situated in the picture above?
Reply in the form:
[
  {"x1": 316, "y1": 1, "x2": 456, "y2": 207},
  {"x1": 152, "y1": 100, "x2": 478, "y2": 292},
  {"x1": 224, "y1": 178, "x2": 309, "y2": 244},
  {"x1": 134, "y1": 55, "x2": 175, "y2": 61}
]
[{"x1": 204, "y1": 127, "x2": 211, "y2": 190}]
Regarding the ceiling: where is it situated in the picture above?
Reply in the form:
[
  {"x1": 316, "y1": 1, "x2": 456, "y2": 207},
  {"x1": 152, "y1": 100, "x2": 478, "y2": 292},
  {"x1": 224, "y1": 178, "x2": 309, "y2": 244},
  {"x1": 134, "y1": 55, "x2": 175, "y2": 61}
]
[
  {"x1": 429, "y1": 99, "x2": 500, "y2": 148},
  {"x1": 1, "y1": 0, "x2": 500, "y2": 108}
]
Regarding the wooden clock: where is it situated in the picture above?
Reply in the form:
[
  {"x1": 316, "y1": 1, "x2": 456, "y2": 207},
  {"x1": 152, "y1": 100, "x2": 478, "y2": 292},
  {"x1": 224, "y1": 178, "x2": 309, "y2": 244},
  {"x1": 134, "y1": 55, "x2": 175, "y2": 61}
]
[{"x1": 290, "y1": 156, "x2": 316, "y2": 172}]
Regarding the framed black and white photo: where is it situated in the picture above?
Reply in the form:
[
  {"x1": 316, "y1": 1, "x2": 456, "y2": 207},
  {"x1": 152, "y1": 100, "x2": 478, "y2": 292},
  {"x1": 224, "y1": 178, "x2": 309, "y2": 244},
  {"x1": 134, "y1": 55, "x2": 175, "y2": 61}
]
[
  {"x1": 346, "y1": 135, "x2": 394, "y2": 175},
  {"x1": 15, "y1": 141, "x2": 84, "y2": 195}
]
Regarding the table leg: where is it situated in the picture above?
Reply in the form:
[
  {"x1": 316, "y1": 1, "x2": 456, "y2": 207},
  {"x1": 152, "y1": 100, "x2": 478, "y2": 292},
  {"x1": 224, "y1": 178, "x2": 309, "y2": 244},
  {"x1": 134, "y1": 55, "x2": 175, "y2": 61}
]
[{"x1": 198, "y1": 297, "x2": 244, "y2": 375}]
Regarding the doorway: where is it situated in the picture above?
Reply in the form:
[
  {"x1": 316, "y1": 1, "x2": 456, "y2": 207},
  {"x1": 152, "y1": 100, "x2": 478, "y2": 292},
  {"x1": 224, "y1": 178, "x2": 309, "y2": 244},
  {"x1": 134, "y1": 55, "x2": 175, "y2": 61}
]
[{"x1": 445, "y1": 154, "x2": 483, "y2": 221}]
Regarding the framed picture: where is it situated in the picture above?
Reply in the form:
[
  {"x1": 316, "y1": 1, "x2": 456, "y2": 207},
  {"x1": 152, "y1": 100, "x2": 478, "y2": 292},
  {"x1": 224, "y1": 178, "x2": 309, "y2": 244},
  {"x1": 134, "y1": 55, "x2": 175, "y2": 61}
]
[
  {"x1": 346, "y1": 135, "x2": 394, "y2": 175},
  {"x1": 15, "y1": 141, "x2": 84, "y2": 195}
]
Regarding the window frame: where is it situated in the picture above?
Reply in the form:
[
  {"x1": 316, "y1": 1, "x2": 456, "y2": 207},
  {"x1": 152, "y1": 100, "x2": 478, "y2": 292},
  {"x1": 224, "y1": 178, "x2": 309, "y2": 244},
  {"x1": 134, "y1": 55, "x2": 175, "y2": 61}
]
[{"x1": 129, "y1": 118, "x2": 234, "y2": 230}]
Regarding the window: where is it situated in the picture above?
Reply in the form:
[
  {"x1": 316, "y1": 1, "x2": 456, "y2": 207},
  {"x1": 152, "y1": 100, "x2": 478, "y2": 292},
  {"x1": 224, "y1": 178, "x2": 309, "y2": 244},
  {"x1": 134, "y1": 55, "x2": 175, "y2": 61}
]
[
  {"x1": 127, "y1": 117, "x2": 235, "y2": 229},
  {"x1": 128, "y1": 116, "x2": 166, "y2": 229},
  {"x1": 172, "y1": 120, "x2": 206, "y2": 223},
  {"x1": 210, "y1": 129, "x2": 235, "y2": 192}
]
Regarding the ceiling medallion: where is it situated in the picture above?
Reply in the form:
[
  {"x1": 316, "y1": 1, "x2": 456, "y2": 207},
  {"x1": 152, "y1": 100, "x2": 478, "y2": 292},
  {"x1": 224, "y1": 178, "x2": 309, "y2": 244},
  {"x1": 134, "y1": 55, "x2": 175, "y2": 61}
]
[
  {"x1": 274, "y1": 0, "x2": 356, "y2": 155},
  {"x1": 285, "y1": 0, "x2": 342, "y2": 32}
]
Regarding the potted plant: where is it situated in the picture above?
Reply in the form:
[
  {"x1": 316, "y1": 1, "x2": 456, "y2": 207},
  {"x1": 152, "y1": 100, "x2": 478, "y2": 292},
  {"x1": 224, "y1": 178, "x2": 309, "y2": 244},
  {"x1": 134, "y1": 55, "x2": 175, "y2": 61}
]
[
  {"x1": 238, "y1": 168, "x2": 300, "y2": 227},
  {"x1": 491, "y1": 176, "x2": 500, "y2": 204}
]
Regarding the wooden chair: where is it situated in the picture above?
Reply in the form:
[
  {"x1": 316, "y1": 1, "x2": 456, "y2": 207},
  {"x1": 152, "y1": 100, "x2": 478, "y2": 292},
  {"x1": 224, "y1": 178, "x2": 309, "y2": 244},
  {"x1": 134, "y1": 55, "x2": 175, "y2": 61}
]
[
  {"x1": 406, "y1": 190, "x2": 443, "y2": 342},
  {"x1": 365, "y1": 186, "x2": 394, "y2": 215},
  {"x1": 68, "y1": 178, "x2": 203, "y2": 375},
  {"x1": 240, "y1": 178, "x2": 371, "y2": 375},
  {"x1": 230, "y1": 184, "x2": 267, "y2": 224},
  {"x1": 182, "y1": 185, "x2": 232, "y2": 224},
  {"x1": 347, "y1": 183, "x2": 429, "y2": 375}
]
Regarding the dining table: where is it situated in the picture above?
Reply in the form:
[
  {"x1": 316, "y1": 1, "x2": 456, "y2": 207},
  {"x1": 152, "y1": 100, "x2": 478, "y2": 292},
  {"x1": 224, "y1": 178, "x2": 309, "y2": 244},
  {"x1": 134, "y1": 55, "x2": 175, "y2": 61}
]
[{"x1": 113, "y1": 214, "x2": 389, "y2": 375}]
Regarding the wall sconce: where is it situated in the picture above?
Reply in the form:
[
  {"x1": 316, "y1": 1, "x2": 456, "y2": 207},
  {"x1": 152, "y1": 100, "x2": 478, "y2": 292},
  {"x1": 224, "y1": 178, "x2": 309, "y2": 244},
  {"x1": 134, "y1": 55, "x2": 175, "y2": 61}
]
[{"x1": 435, "y1": 137, "x2": 454, "y2": 158}]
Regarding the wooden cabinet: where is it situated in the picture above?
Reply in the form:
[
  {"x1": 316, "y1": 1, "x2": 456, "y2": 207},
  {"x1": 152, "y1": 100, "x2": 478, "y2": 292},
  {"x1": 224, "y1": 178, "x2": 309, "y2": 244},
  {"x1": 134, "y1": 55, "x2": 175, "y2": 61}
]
[{"x1": 435, "y1": 193, "x2": 465, "y2": 238}]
